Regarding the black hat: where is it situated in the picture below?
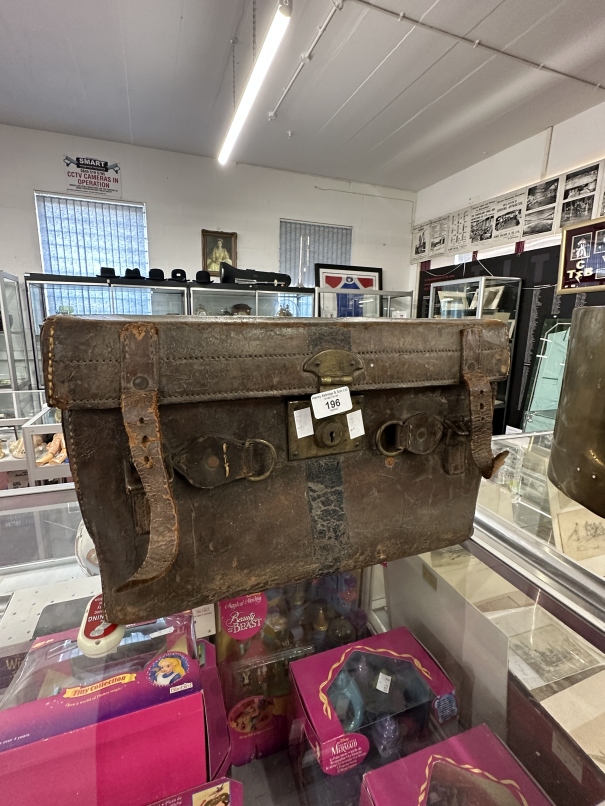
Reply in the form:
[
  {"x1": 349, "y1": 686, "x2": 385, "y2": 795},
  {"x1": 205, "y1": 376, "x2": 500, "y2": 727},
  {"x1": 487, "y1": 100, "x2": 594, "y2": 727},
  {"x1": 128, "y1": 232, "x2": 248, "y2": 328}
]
[
  {"x1": 124, "y1": 267, "x2": 142, "y2": 279},
  {"x1": 98, "y1": 266, "x2": 116, "y2": 278},
  {"x1": 196, "y1": 270, "x2": 212, "y2": 284},
  {"x1": 171, "y1": 269, "x2": 187, "y2": 282},
  {"x1": 149, "y1": 268, "x2": 165, "y2": 281}
]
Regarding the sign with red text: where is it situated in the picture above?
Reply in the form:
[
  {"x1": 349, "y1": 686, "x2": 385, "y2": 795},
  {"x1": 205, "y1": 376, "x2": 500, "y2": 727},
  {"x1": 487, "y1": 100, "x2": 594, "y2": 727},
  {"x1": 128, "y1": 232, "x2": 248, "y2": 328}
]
[{"x1": 64, "y1": 155, "x2": 122, "y2": 197}]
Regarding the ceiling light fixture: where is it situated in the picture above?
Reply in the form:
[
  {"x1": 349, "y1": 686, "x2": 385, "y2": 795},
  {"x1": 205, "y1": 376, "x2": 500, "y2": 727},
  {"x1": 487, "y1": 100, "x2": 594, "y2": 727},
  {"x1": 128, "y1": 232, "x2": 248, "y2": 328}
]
[{"x1": 218, "y1": 0, "x2": 292, "y2": 165}]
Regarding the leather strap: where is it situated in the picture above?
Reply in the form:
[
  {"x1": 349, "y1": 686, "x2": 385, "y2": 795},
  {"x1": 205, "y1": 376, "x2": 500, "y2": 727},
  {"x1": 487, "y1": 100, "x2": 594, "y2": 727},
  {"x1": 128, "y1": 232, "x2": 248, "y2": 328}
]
[
  {"x1": 461, "y1": 327, "x2": 508, "y2": 479},
  {"x1": 118, "y1": 323, "x2": 179, "y2": 589}
]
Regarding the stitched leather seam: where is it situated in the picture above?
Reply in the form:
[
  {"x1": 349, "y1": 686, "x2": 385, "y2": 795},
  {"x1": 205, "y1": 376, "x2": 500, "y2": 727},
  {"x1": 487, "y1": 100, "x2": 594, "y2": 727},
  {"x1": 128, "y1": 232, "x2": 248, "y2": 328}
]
[
  {"x1": 62, "y1": 374, "x2": 507, "y2": 406},
  {"x1": 57, "y1": 346, "x2": 504, "y2": 365},
  {"x1": 47, "y1": 321, "x2": 56, "y2": 400}
]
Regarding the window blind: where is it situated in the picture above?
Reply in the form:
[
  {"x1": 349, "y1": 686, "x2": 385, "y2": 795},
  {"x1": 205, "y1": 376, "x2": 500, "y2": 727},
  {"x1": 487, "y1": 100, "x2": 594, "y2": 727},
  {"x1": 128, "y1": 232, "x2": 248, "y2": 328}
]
[
  {"x1": 35, "y1": 193, "x2": 151, "y2": 315},
  {"x1": 279, "y1": 220, "x2": 352, "y2": 288}
]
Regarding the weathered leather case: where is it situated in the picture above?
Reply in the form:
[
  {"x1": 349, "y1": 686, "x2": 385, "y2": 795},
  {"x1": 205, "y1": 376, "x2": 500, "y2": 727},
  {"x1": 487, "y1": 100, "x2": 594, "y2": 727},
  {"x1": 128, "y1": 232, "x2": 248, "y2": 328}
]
[{"x1": 42, "y1": 316, "x2": 509, "y2": 622}]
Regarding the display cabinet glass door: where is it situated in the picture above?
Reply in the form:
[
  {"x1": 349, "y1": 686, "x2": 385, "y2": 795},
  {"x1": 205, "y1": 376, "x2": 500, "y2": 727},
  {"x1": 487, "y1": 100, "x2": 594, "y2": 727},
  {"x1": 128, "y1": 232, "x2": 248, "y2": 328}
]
[
  {"x1": 315, "y1": 289, "x2": 413, "y2": 318},
  {"x1": 0, "y1": 272, "x2": 33, "y2": 390}
]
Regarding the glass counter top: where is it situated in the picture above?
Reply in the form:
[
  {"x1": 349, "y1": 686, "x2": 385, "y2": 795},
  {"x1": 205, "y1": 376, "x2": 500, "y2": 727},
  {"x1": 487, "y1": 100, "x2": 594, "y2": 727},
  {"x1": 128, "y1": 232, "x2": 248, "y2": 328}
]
[{"x1": 478, "y1": 431, "x2": 605, "y2": 580}]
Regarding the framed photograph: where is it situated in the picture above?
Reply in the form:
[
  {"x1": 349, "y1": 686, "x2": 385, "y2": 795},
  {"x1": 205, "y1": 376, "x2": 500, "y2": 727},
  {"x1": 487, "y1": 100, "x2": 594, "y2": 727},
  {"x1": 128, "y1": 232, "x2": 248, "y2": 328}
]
[
  {"x1": 315, "y1": 263, "x2": 382, "y2": 318},
  {"x1": 557, "y1": 215, "x2": 605, "y2": 294},
  {"x1": 202, "y1": 230, "x2": 237, "y2": 276}
]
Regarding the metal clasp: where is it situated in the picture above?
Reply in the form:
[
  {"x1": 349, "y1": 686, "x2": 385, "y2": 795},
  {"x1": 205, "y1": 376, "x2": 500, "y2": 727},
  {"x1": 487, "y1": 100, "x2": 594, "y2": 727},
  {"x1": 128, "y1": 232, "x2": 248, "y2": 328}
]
[{"x1": 303, "y1": 349, "x2": 364, "y2": 391}]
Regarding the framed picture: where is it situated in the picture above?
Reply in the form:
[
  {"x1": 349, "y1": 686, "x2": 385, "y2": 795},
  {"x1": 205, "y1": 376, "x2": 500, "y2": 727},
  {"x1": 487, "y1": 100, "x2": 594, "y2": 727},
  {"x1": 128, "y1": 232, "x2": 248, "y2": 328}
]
[
  {"x1": 202, "y1": 230, "x2": 237, "y2": 276},
  {"x1": 557, "y1": 215, "x2": 605, "y2": 294},
  {"x1": 315, "y1": 263, "x2": 382, "y2": 318}
]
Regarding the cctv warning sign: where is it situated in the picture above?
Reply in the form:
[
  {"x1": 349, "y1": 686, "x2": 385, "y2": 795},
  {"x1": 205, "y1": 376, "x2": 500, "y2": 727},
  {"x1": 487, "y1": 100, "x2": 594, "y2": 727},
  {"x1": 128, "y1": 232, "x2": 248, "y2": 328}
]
[{"x1": 64, "y1": 155, "x2": 122, "y2": 197}]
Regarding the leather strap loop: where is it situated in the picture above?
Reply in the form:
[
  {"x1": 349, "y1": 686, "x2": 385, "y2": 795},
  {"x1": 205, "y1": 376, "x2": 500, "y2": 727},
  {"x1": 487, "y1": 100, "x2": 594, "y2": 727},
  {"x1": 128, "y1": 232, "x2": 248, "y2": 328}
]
[
  {"x1": 461, "y1": 326, "x2": 508, "y2": 479},
  {"x1": 173, "y1": 435, "x2": 277, "y2": 488},
  {"x1": 118, "y1": 323, "x2": 179, "y2": 590}
]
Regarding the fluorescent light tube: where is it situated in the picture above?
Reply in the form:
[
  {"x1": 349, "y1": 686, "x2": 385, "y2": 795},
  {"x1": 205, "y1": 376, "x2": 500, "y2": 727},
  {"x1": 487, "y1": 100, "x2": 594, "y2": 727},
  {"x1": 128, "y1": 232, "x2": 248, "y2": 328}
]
[{"x1": 218, "y1": 1, "x2": 291, "y2": 165}]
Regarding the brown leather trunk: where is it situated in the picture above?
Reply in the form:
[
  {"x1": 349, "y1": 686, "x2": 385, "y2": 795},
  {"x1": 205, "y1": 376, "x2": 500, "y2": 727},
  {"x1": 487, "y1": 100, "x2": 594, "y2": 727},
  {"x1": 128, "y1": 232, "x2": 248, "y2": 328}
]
[{"x1": 42, "y1": 316, "x2": 509, "y2": 623}]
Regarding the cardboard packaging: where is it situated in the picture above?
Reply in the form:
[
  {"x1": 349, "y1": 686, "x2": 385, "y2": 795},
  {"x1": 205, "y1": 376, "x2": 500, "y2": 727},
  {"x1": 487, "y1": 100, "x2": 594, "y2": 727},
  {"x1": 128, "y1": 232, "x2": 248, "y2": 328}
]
[
  {"x1": 199, "y1": 639, "x2": 231, "y2": 780},
  {"x1": 149, "y1": 776, "x2": 243, "y2": 806},
  {"x1": 289, "y1": 626, "x2": 457, "y2": 778},
  {"x1": 0, "y1": 610, "x2": 208, "y2": 805},
  {"x1": 360, "y1": 723, "x2": 554, "y2": 806},
  {"x1": 216, "y1": 574, "x2": 367, "y2": 766}
]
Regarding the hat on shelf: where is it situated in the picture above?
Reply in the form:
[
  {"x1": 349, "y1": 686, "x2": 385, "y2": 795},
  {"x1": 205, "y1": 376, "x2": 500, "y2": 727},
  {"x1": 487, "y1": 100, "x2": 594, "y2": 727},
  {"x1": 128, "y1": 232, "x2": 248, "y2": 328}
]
[
  {"x1": 196, "y1": 270, "x2": 212, "y2": 284},
  {"x1": 124, "y1": 268, "x2": 142, "y2": 279},
  {"x1": 148, "y1": 268, "x2": 165, "y2": 281},
  {"x1": 171, "y1": 269, "x2": 187, "y2": 282},
  {"x1": 98, "y1": 266, "x2": 116, "y2": 278}
]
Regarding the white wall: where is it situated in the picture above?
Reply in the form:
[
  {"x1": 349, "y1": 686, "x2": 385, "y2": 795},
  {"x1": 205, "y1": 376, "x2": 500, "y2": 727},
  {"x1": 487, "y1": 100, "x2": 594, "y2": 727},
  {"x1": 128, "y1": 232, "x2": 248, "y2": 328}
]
[
  {"x1": 415, "y1": 100, "x2": 605, "y2": 225},
  {"x1": 0, "y1": 123, "x2": 415, "y2": 291}
]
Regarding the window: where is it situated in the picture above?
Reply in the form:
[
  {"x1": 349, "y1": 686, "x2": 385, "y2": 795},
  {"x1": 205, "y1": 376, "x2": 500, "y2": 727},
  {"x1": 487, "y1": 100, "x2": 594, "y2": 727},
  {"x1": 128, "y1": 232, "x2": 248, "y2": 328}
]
[
  {"x1": 34, "y1": 193, "x2": 150, "y2": 315},
  {"x1": 279, "y1": 220, "x2": 352, "y2": 287}
]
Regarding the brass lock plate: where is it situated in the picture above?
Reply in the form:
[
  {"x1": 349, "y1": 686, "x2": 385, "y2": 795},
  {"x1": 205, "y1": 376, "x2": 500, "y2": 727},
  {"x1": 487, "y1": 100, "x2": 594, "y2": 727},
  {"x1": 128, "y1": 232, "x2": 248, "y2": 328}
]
[{"x1": 287, "y1": 396, "x2": 364, "y2": 461}]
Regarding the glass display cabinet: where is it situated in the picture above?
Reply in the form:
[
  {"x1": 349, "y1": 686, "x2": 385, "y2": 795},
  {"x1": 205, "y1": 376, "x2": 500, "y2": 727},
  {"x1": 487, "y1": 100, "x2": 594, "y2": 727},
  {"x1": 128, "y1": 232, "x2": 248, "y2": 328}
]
[
  {"x1": 523, "y1": 319, "x2": 572, "y2": 432},
  {"x1": 189, "y1": 283, "x2": 315, "y2": 317},
  {"x1": 26, "y1": 273, "x2": 189, "y2": 386},
  {"x1": 0, "y1": 272, "x2": 34, "y2": 391},
  {"x1": 0, "y1": 390, "x2": 46, "y2": 477},
  {"x1": 20, "y1": 406, "x2": 71, "y2": 484},
  {"x1": 314, "y1": 288, "x2": 413, "y2": 318},
  {"x1": 428, "y1": 276, "x2": 521, "y2": 432},
  {"x1": 428, "y1": 275, "x2": 521, "y2": 327}
]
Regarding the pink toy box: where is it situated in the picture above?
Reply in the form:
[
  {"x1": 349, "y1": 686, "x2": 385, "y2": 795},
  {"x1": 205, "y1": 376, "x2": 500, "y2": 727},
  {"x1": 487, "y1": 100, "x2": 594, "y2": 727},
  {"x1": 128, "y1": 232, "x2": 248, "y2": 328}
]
[
  {"x1": 289, "y1": 627, "x2": 457, "y2": 778},
  {"x1": 0, "y1": 609, "x2": 214, "y2": 805},
  {"x1": 198, "y1": 639, "x2": 231, "y2": 779},
  {"x1": 149, "y1": 776, "x2": 243, "y2": 806},
  {"x1": 360, "y1": 723, "x2": 555, "y2": 806}
]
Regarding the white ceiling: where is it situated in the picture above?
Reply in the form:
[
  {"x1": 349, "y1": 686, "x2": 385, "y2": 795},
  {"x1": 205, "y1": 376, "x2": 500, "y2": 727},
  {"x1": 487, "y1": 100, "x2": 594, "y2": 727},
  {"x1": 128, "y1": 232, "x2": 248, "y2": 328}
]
[{"x1": 2, "y1": 0, "x2": 605, "y2": 191}]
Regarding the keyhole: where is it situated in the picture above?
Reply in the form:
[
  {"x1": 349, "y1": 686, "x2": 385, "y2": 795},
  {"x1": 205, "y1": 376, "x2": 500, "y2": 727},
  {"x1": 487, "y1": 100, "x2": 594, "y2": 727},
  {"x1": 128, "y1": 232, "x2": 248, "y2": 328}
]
[{"x1": 329, "y1": 429, "x2": 337, "y2": 444}]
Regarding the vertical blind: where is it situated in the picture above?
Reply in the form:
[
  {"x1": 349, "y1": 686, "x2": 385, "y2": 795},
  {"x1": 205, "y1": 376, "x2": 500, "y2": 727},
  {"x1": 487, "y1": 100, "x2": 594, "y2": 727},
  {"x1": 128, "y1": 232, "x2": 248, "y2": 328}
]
[
  {"x1": 35, "y1": 194, "x2": 151, "y2": 315},
  {"x1": 279, "y1": 220, "x2": 352, "y2": 287}
]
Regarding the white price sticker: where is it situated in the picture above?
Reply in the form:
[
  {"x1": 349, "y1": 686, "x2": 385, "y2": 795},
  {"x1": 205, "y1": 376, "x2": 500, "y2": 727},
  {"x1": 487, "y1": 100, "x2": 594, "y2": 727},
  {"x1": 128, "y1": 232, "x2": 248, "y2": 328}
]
[
  {"x1": 347, "y1": 409, "x2": 365, "y2": 439},
  {"x1": 311, "y1": 386, "x2": 352, "y2": 420},
  {"x1": 294, "y1": 407, "x2": 314, "y2": 438},
  {"x1": 376, "y1": 672, "x2": 392, "y2": 694}
]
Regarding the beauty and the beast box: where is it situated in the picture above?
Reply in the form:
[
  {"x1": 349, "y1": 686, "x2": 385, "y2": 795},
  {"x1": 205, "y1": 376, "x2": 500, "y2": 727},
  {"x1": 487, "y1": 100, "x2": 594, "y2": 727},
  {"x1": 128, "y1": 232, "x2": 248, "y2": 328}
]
[
  {"x1": 42, "y1": 316, "x2": 510, "y2": 623},
  {"x1": 359, "y1": 724, "x2": 554, "y2": 806},
  {"x1": 289, "y1": 626, "x2": 457, "y2": 778},
  {"x1": 216, "y1": 575, "x2": 367, "y2": 765},
  {"x1": 0, "y1": 609, "x2": 207, "y2": 805},
  {"x1": 149, "y1": 776, "x2": 243, "y2": 806}
]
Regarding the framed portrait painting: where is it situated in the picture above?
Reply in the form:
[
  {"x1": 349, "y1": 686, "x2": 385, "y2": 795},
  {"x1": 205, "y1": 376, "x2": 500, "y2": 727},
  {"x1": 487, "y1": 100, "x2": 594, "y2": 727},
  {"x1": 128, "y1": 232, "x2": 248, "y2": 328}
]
[
  {"x1": 315, "y1": 263, "x2": 383, "y2": 318},
  {"x1": 202, "y1": 230, "x2": 237, "y2": 276}
]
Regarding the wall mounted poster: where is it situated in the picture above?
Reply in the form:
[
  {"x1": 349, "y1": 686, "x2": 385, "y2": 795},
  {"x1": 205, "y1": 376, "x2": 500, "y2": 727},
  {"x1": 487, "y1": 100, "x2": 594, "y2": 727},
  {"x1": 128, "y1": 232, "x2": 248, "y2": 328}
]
[
  {"x1": 446, "y1": 209, "x2": 471, "y2": 253},
  {"x1": 470, "y1": 200, "x2": 496, "y2": 244},
  {"x1": 560, "y1": 163, "x2": 600, "y2": 227},
  {"x1": 64, "y1": 155, "x2": 121, "y2": 197},
  {"x1": 429, "y1": 217, "x2": 448, "y2": 257},
  {"x1": 412, "y1": 224, "x2": 428, "y2": 261},
  {"x1": 493, "y1": 190, "x2": 526, "y2": 241},
  {"x1": 557, "y1": 215, "x2": 605, "y2": 294},
  {"x1": 523, "y1": 177, "x2": 559, "y2": 237}
]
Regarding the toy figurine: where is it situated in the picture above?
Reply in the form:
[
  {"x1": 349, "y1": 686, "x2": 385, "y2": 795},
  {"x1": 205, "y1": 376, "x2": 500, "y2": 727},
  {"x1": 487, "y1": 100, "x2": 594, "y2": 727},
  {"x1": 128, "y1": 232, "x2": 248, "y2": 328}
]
[
  {"x1": 371, "y1": 715, "x2": 400, "y2": 760},
  {"x1": 326, "y1": 616, "x2": 356, "y2": 648},
  {"x1": 329, "y1": 669, "x2": 365, "y2": 733},
  {"x1": 312, "y1": 604, "x2": 329, "y2": 650}
]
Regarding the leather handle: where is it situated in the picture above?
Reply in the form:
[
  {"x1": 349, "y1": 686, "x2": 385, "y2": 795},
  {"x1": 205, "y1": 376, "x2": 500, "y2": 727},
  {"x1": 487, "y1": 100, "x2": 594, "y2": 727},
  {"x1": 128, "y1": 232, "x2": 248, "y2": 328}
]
[
  {"x1": 461, "y1": 326, "x2": 508, "y2": 479},
  {"x1": 118, "y1": 323, "x2": 179, "y2": 590}
]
